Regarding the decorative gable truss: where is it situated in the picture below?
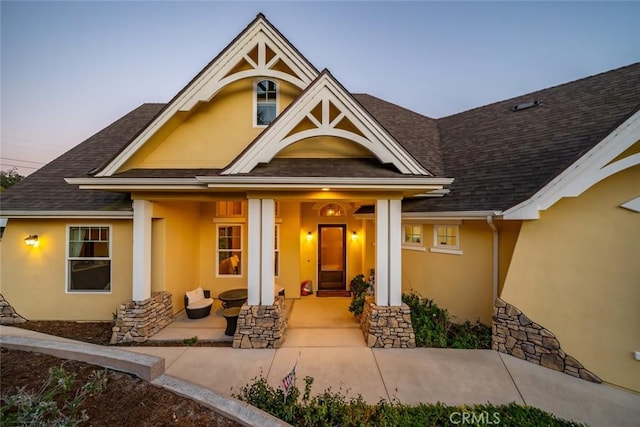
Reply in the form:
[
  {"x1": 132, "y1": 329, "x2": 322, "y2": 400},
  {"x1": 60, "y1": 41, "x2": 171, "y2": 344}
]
[
  {"x1": 224, "y1": 71, "x2": 431, "y2": 176},
  {"x1": 97, "y1": 14, "x2": 318, "y2": 177},
  {"x1": 504, "y1": 109, "x2": 640, "y2": 219}
]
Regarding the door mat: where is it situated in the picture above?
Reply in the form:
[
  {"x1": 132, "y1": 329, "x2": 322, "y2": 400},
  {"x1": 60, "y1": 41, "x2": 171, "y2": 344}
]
[{"x1": 316, "y1": 290, "x2": 351, "y2": 298}]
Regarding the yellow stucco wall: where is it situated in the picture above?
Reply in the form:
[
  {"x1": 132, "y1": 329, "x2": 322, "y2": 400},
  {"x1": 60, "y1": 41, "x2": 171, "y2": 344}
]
[
  {"x1": 0, "y1": 219, "x2": 132, "y2": 321},
  {"x1": 276, "y1": 136, "x2": 374, "y2": 158},
  {"x1": 400, "y1": 221, "x2": 495, "y2": 324},
  {"x1": 121, "y1": 79, "x2": 301, "y2": 171},
  {"x1": 501, "y1": 165, "x2": 640, "y2": 392},
  {"x1": 151, "y1": 201, "x2": 201, "y2": 313}
]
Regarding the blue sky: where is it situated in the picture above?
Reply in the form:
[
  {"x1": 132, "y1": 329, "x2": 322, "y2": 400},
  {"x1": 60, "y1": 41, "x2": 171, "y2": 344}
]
[{"x1": 1, "y1": 1, "x2": 639, "y2": 175}]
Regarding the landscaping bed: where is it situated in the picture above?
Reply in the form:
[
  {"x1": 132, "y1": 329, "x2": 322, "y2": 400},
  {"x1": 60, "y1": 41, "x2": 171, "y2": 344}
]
[
  {"x1": 12, "y1": 320, "x2": 231, "y2": 347},
  {"x1": 0, "y1": 348, "x2": 240, "y2": 426}
]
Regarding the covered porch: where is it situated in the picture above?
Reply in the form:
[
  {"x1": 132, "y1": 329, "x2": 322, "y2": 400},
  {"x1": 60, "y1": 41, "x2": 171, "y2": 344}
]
[{"x1": 148, "y1": 296, "x2": 364, "y2": 346}]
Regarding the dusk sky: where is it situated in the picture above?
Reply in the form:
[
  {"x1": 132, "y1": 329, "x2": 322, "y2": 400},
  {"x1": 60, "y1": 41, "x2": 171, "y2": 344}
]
[{"x1": 1, "y1": 1, "x2": 639, "y2": 176}]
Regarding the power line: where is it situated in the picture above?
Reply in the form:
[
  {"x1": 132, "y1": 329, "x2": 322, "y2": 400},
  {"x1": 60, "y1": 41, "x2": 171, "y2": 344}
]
[{"x1": 0, "y1": 163, "x2": 40, "y2": 170}]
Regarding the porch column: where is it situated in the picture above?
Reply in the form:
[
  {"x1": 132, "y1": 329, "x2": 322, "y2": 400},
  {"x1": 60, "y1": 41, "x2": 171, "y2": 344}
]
[
  {"x1": 246, "y1": 198, "x2": 275, "y2": 305},
  {"x1": 375, "y1": 200, "x2": 389, "y2": 306},
  {"x1": 375, "y1": 199, "x2": 403, "y2": 306},
  {"x1": 132, "y1": 199, "x2": 152, "y2": 301},
  {"x1": 247, "y1": 199, "x2": 261, "y2": 305},
  {"x1": 260, "y1": 199, "x2": 275, "y2": 305}
]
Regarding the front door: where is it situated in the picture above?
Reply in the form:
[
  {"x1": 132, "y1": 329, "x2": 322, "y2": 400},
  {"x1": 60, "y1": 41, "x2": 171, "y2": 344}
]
[{"x1": 318, "y1": 224, "x2": 346, "y2": 290}]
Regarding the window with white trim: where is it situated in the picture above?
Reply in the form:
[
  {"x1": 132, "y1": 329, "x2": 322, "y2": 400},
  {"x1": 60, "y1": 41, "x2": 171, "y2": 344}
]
[
  {"x1": 403, "y1": 225, "x2": 423, "y2": 246},
  {"x1": 430, "y1": 225, "x2": 463, "y2": 255},
  {"x1": 67, "y1": 226, "x2": 111, "y2": 292},
  {"x1": 256, "y1": 79, "x2": 277, "y2": 126},
  {"x1": 217, "y1": 224, "x2": 243, "y2": 276}
]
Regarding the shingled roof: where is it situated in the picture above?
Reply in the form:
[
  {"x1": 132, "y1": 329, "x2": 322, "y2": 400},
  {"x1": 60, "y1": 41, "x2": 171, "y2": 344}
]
[
  {"x1": 0, "y1": 104, "x2": 164, "y2": 212},
  {"x1": 2, "y1": 63, "x2": 639, "y2": 215},
  {"x1": 404, "y1": 62, "x2": 640, "y2": 212}
]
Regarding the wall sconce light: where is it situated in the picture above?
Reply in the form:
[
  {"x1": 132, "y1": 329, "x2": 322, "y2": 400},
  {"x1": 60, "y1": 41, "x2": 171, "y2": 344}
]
[
  {"x1": 307, "y1": 231, "x2": 313, "y2": 241},
  {"x1": 25, "y1": 235, "x2": 39, "y2": 247},
  {"x1": 352, "y1": 231, "x2": 358, "y2": 241}
]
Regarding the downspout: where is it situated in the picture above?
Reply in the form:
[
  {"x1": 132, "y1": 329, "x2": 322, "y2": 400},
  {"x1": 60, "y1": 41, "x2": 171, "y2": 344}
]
[{"x1": 486, "y1": 216, "x2": 499, "y2": 303}]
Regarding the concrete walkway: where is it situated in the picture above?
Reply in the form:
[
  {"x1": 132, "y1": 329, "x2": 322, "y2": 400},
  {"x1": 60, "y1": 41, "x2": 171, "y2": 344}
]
[{"x1": 2, "y1": 300, "x2": 640, "y2": 427}]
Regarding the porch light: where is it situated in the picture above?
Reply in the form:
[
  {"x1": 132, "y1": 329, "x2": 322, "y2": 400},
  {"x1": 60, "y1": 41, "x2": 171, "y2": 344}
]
[
  {"x1": 307, "y1": 231, "x2": 313, "y2": 241},
  {"x1": 352, "y1": 231, "x2": 358, "y2": 240},
  {"x1": 25, "y1": 235, "x2": 39, "y2": 247}
]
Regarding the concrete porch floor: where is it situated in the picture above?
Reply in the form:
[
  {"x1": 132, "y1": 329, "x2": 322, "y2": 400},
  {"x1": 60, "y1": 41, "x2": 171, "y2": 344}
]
[{"x1": 149, "y1": 296, "x2": 363, "y2": 346}]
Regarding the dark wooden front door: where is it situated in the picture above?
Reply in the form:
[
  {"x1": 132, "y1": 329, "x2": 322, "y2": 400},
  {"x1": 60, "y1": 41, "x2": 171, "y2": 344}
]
[{"x1": 318, "y1": 224, "x2": 346, "y2": 290}]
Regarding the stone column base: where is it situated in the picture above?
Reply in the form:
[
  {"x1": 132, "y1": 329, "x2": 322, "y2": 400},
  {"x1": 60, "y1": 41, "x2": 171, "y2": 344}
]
[
  {"x1": 111, "y1": 291, "x2": 173, "y2": 344},
  {"x1": 493, "y1": 297, "x2": 601, "y2": 383},
  {"x1": 233, "y1": 295, "x2": 287, "y2": 349},
  {"x1": 0, "y1": 294, "x2": 27, "y2": 325},
  {"x1": 360, "y1": 296, "x2": 416, "y2": 348}
]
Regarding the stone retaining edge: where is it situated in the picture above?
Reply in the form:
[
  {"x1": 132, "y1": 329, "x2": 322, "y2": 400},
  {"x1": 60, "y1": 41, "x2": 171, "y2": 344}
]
[
  {"x1": 0, "y1": 336, "x2": 164, "y2": 381},
  {"x1": 153, "y1": 375, "x2": 292, "y2": 427},
  {"x1": 0, "y1": 336, "x2": 291, "y2": 427}
]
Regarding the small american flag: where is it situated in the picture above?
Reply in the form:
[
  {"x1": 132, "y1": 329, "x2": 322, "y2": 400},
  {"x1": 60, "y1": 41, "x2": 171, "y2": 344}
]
[
  {"x1": 282, "y1": 365, "x2": 296, "y2": 396},
  {"x1": 282, "y1": 353, "x2": 300, "y2": 401}
]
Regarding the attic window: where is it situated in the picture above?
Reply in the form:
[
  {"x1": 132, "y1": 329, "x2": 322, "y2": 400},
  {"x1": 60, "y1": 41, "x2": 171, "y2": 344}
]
[
  {"x1": 256, "y1": 79, "x2": 277, "y2": 126},
  {"x1": 512, "y1": 100, "x2": 541, "y2": 112}
]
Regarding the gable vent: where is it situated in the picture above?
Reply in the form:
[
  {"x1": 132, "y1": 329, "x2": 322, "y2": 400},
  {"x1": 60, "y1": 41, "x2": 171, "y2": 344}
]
[{"x1": 512, "y1": 100, "x2": 541, "y2": 112}]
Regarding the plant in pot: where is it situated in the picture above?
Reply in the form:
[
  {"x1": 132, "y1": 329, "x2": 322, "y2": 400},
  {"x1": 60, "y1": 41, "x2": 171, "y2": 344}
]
[{"x1": 348, "y1": 274, "x2": 370, "y2": 317}]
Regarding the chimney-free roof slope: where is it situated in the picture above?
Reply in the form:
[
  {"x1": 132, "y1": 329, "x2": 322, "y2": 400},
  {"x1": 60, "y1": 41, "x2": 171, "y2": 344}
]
[{"x1": 403, "y1": 62, "x2": 640, "y2": 213}]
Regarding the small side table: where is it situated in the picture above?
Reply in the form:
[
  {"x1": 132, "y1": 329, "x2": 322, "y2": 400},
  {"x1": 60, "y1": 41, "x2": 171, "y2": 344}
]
[
  {"x1": 218, "y1": 288, "x2": 248, "y2": 308},
  {"x1": 223, "y1": 307, "x2": 241, "y2": 336}
]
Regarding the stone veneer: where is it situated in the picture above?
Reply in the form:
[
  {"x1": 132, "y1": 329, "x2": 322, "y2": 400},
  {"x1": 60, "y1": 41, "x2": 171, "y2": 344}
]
[
  {"x1": 360, "y1": 296, "x2": 416, "y2": 348},
  {"x1": 233, "y1": 296, "x2": 287, "y2": 349},
  {"x1": 111, "y1": 291, "x2": 173, "y2": 344},
  {"x1": 493, "y1": 297, "x2": 601, "y2": 383},
  {"x1": 0, "y1": 294, "x2": 27, "y2": 325}
]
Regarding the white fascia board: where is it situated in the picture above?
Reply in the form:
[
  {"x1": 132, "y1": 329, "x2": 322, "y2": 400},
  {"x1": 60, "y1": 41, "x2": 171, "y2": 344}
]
[
  {"x1": 65, "y1": 177, "x2": 205, "y2": 191},
  {"x1": 223, "y1": 73, "x2": 430, "y2": 176},
  {"x1": 504, "y1": 110, "x2": 640, "y2": 220},
  {"x1": 402, "y1": 211, "x2": 503, "y2": 221},
  {"x1": 0, "y1": 211, "x2": 133, "y2": 219},
  {"x1": 97, "y1": 17, "x2": 318, "y2": 177},
  {"x1": 197, "y1": 175, "x2": 452, "y2": 187}
]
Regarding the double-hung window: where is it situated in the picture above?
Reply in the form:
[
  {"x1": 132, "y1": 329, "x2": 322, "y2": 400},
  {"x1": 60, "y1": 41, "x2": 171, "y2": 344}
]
[
  {"x1": 256, "y1": 79, "x2": 277, "y2": 126},
  {"x1": 67, "y1": 226, "x2": 111, "y2": 292},
  {"x1": 217, "y1": 225, "x2": 243, "y2": 277}
]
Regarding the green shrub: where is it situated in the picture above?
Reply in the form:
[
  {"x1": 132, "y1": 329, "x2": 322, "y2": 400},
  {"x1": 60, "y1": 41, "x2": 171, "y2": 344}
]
[
  {"x1": 183, "y1": 336, "x2": 198, "y2": 346},
  {"x1": 402, "y1": 292, "x2": 492, "y2": 349},
  {"x1": 402, "y1": 292, "x2": 449, "y2": 347},
  {"x1": 0, "y1": 364, "x2": 107, "y2": 426},
  {"x1": 235, "y1": 375, "x2": 586, "y2": 426},
  {"x1": 348, "y1": 274, "x2": 370, "y2": 316}
]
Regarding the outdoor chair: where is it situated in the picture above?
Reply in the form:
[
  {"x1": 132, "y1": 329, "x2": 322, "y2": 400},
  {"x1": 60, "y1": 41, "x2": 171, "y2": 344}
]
[{"x1": 184, "y1": 287, "x2": 214, "y2": 319}]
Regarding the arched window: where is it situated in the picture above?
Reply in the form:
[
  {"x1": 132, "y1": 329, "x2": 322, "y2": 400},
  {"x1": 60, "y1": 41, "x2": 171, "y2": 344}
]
[{"x1": 256, "y1": 79, "x2": 277, "y2": 126}]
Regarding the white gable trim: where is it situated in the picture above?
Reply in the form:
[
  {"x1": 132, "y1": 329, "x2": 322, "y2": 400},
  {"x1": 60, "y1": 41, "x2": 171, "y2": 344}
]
[
  {"x1": 97, "y1": 15, "x2": 318, "y2": 177},
  {"x1": 223, "y1": 72, "x2": 430, "y2": 176},
  {"x1": 504, "y1": 110, "x2": 640, "y2": 219},
  {"x1": 621, "y1": 196, "x2": 640, "y2": 213}
]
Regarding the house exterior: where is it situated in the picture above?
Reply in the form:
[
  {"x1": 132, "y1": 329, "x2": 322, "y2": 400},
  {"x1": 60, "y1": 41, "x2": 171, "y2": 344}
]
[{"x1": 1, "y1": 14, "x2": 638, "y2": 391}]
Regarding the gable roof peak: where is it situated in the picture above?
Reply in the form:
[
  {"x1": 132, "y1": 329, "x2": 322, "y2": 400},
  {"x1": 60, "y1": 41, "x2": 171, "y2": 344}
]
[{"x1": 97, "y1": 13, "x2": 320, "y2": 177}]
